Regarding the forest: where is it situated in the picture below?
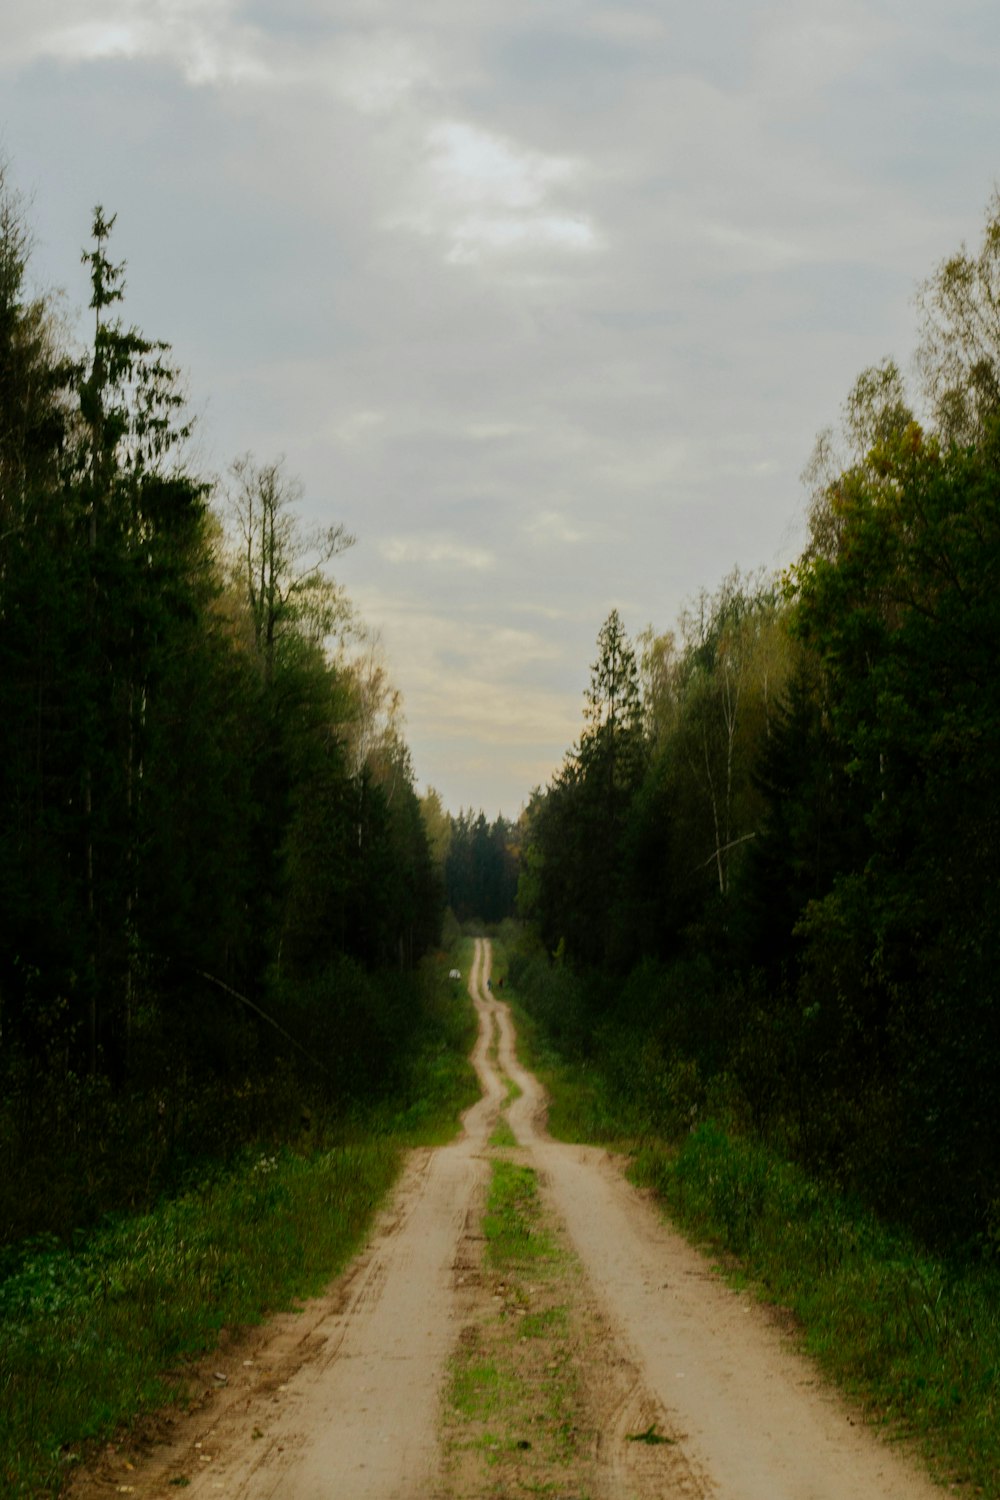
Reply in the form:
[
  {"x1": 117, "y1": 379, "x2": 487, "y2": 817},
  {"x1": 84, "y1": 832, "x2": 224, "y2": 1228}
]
[
  {"x1": 2, "y1": 160, "x2": 999, "y2": 1275},
  {"x1": 0, "y1": 177, "x2": 447, "y2": 1247},
  {"x1": 513, "y1": 194, "x2": 1000, "y2": 1253}
]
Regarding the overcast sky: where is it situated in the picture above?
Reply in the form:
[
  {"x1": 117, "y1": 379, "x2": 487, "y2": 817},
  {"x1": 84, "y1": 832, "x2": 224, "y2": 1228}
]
[{"x1": 3, "y1": 1, "x2": 998, "y2": 816}]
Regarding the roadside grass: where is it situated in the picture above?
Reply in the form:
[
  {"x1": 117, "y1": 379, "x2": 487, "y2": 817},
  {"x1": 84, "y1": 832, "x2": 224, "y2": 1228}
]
[
  {"x1": 1, "y1": 945, "x2": 480, "y2": 1499},
  {"x1": 444, "y1": 1159, "x2": 585, "y2": 1487},
  {"x1": 0, "y1": 1143, "x2": 400, "y2": 1497},
  {"x1": 632, "y1": 1127, "x2": 1000, "y2": 1494}
]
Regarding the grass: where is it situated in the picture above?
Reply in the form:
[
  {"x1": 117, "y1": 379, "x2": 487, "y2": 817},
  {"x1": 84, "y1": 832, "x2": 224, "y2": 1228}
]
[
  {"x1": 519, "y1": 1305, "x2": 568, "y2": 1339},
  {"x1": 444, "y1": 1158, "x2": 584, "y2": 1486},
  {"x1": 449, "y1": 1352, "x2": 520, "y2": 1422},
  {"x1": 0, "y1": 944, "x2": 481, "y2": 1499},
  {"x1": 489, "y1": 1116, "x2": 518, "y2": 1149},
  {"x1": 504, "y1": 1071, "x2": 522, "y2": 1105},
  {"x1": 483, "y1": 1160, "x2": 557, "y2": 1268}
]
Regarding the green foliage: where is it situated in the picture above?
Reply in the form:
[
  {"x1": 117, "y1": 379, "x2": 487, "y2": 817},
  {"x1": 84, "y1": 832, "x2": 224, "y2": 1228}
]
[
  {"x1": 788, "y1": 419, "x2": 1000, "y2": 1238},
  {"x1": 445, "y1": 809, "x2": 519, "y2": 924},
  {"x1": 917, "y1": 189, "x2": 1000, "y2": 444},
  {"x1": 381, "y1": 949, "x2": 480, "y2": 1145},
  {"x1": 517, "y1": 199, "x2": 1000, "y2": 1251},
  {"x1": 520, "y1": 610, "x2": 648, "y2": 970}
]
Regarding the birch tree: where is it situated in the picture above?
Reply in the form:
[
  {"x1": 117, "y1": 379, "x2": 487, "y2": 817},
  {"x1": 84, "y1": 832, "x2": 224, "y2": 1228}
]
[{"x1": 225, "y1": 452, "x2": 353, "y2": 681}]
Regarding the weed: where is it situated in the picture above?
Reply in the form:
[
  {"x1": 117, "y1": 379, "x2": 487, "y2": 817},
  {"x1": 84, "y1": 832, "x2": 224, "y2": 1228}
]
[
  {"x1": 490, "y1": 1117, "x2": 518, "y2": 1149},
  {"x1": 627, "y1": 1423, "x2": 675, "y2": 1445}
]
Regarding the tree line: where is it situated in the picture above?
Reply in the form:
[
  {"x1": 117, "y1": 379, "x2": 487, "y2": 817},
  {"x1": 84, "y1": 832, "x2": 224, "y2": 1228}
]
[
  {"x1": 515, "y1": 194, "x2": 1000, "y2": 1251},
  {"x1": 0, "y1": 175, "x2": 442, "y2": 1244}
]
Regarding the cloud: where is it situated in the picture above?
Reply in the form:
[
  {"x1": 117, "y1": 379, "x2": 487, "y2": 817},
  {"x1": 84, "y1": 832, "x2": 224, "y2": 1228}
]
[
  {"x1": 428, "y1": 119, "x2": 576, "y2": 211},
  {"x1": 328, "y1": 30, "x2": 432, "y2": 115},
  {"x1": 332, "y1": 409, "x2": 387, "y2": 446},
  {"x1": 342, "y1": 583, "x2": 580, "y2": 810},
  {"x1": 6, "y1": 0, "x2": 1000, "y2": 818},
  {"x1": 464, "y1": 421, "x2": 532, "y2": 440},
  {"x1": 523, "y1": 510, "x2": 590, "y2": 546},
  {"x1": 750, "y1": 1, "x2": 898, "y2": 108},
  {"x1": 1, "y1": 0, "x2": 271, "y2": 84},
  {"x1": 699, "y1": 218, "x2": 802, "y2": 271},
  {"x1": 391, "y1": 118, "x2": 602, "y2": 264},
  {"x1": 380, "y1": 536, "x2": 496, "y2": 571}
]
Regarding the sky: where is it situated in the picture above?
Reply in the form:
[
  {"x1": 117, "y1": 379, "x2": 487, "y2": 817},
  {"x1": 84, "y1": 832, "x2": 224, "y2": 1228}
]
[{"x1": 2, "y1": 1, "x2": 999, "y2": 817}]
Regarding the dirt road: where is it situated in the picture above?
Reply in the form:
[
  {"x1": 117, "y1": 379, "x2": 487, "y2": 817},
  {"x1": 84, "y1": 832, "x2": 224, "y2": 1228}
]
[{"x1": 74, "y1": 938, "x2": 941, "y2": 1499}]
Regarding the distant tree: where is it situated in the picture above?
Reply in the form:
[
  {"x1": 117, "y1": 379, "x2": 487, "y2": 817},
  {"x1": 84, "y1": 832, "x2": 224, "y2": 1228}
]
[
  {"x1": 419, "y1": 787, "x2": 452, "y2": 872},
  {"x1": 445, "y1": 809, "x2": 518, "y2": 924},
  {"x1": 521, "y1": 611, "x2": 647, "y2": 969},
  {"x1": 667, "y1": 572, "x2": 786, "y2": 902},
  {"x1": 579, "y1": 607, "x2": 645, "y2": 805}
]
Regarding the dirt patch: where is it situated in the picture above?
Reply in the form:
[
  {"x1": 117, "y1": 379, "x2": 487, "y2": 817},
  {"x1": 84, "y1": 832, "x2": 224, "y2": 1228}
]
[{"x1": 440, "y1": 1146, "x2": 711, "y2": 1500}]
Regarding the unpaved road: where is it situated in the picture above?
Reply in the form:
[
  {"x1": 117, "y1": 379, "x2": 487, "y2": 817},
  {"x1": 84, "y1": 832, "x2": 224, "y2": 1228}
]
[{"x1": 71, "y1": 938, "x2": 941, "y2": 1499}]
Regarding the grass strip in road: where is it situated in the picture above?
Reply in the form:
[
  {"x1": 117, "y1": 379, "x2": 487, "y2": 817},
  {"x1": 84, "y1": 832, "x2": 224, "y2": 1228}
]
[
  {"x1": 489, "y1": 1116, "x2": 518, "y2": 1149},
  {"x1": 443, "y1": 1159, "x2": 587, "y2": 1494},
  {"x1": 483, "y1": 1162, "x2": 557, "y2": 1267}
]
